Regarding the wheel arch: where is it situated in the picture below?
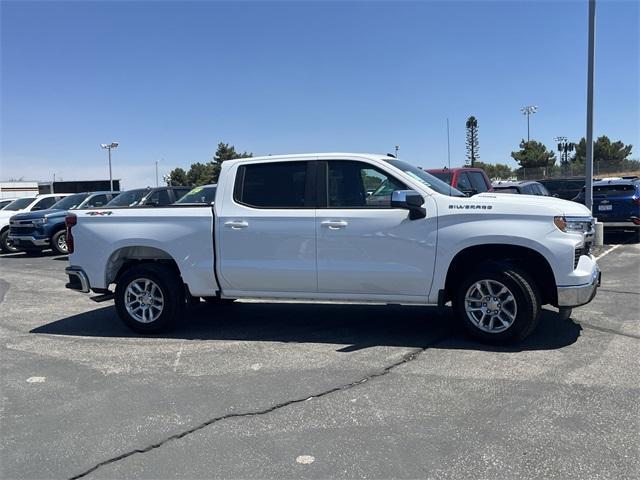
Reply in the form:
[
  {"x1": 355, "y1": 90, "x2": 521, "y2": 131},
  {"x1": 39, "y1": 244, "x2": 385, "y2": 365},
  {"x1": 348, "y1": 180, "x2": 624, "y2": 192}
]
[
  {"x1": 105, "y1": 246, "x2": 182, "y2": 287},
  {"x1": 443, "y1": 244, "x2": 558, "y2": 306}
]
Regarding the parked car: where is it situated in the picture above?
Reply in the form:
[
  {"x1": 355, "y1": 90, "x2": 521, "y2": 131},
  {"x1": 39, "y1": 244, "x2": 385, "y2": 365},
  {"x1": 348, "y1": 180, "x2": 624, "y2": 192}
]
[
  {"x1": 105, "y1": 186, "x2": 191, "y2": 208},
  {"x1": 65, "y1": 153, "x2": 599, "y2": 344},
  {"x1": 492, "y1": 180, "x2": 551, "y2": 196},
  {"x1": 0, "y1": 198, "x2": 18, "y2": 210},
  {"x1": 8, "y1": 191, "x2": 120, "y2": 254},
  {"x1": 174, "y1": 184, "x2": 217, "y2": 205},
  {"x1": 0, "y1": 194, "x2": 71, "y2": 253},
  {"x1": 426, "y1": 167, "x2": 493, "y2": 196},
  {"x1": 538, "y1": 178, "x2": 585, "y2": 200},
  {"x1": 572, "y1": 177, "x2": 640, "y2": 231}
]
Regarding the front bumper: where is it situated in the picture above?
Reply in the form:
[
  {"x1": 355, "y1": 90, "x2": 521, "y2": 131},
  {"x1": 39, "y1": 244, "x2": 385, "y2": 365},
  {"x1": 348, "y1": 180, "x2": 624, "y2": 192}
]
[
  {"x1": 599, "y1": 221, "x2": 640, "y2": 228},
  {"x1": 8, "y1": 235, "x2": 50, "y2": 247},
  {"x1": 65, "y1": 266, "x2": 90, "y2": 293},
  {"x1": 557, "y1": 263, "x2": 601, "y2": 307}
]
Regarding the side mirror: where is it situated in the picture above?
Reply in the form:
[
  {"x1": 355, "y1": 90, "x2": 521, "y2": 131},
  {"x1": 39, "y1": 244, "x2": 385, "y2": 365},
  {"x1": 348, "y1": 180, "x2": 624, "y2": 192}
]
[{"x1": 391, "y1": 190, "x2": 426, "y2": 220}]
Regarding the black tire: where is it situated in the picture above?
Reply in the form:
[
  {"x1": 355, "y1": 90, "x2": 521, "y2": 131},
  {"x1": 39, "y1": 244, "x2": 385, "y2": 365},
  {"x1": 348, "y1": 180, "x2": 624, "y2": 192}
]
[
  {"x1": 203, "y1": 296, "x2": 236, "y2": 305},
  {"x1": 0, "y1": 229, "x2": 19, "y2": 253},
  {"x1": 453, "y1": 263, "x2": 540, "y2": 344},
  {"x1": 114, "y1": 263, "x2": 184, "y2": 334},
  {"x1": 51, "y1": 230, "x2": 68, "y2": 255}
]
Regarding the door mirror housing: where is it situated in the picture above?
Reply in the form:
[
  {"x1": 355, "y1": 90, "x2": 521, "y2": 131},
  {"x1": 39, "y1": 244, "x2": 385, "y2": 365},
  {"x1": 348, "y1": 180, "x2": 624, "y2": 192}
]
[{"x1": 391, "y1": 190, "x2": 426, "y2": 220}]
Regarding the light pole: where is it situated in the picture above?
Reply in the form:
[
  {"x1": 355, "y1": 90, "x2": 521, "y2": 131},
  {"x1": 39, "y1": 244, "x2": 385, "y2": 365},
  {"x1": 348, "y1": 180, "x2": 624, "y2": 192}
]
[
  {"x1": 100, "y1": 142, "x2": 119, "y2": 191},
  {"x1": 585, "y1": 0, "x2": 596, "y2": 213},
  {"x1": 520, "y1": 105, "x2": 538, "y2": 142},
  {"x1": 394, "y1": 145, "x2": 399, "y2": 158},
  {"x1": 155, "y1": 160, "x2": 159, "y2": 187}
]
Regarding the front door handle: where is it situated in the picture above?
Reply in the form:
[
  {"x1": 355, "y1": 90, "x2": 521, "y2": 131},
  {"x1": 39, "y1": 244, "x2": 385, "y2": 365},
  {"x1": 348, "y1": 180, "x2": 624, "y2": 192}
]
[
  {"x1": 224, "y1": 220, "x2": 249, "y2": 230},
  {"x1": 321, "y1": 220, "x2": 348, "y2": 230}
]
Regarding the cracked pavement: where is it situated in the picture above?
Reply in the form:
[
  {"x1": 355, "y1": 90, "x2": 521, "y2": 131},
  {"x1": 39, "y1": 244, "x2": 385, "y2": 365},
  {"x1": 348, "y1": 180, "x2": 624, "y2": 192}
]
[{"x1": 1, "y1": 235, "x2": 638, "y2": 479}]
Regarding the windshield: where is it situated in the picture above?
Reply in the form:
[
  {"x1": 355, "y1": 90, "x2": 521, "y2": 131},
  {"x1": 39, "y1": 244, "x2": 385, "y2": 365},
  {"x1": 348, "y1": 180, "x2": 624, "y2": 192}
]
[
  {"x1": 106, "y1": 189, "x2": 148, "y2": 207},
  {"x1": 2, "y1": 197, "x2": 35, "y2": 211},
  {"x1": 51, "y1": 193, "x2": 89, "y2": 210},
  {"x1": 176, "y1": 185, "x2": 217, "y2": 204},
  {"x1": 383, "y1": 160, "x2": 465, "y2": 197}
]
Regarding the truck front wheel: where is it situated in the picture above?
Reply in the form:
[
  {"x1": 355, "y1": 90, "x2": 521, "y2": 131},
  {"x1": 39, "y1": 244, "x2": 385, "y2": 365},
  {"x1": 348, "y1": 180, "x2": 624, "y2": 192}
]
[
  {"x1": 51, "y1": 230, "x2": 68, "y2": 255},
  {"x1": 453, "y1": 264, "x2": 540, "y2": 343},
  {"x1": 115, "y1": 263, "x2": 183, "y2": 334}
]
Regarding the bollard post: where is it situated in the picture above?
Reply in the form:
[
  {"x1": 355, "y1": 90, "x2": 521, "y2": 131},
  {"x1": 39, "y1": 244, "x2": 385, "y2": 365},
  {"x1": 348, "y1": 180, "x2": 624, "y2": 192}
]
[{"x1": 594, "y1": 220, "x2": 604, "y2": 247}]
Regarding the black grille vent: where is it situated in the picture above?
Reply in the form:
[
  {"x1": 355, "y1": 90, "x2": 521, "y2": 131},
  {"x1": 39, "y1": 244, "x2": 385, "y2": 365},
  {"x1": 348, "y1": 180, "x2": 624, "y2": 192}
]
[{"x1": 574, "y1": 248, "x2": 583, "y2": 269}]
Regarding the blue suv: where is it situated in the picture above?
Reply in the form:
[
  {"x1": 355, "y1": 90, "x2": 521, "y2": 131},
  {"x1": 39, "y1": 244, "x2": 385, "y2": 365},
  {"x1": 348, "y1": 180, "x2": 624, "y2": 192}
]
[
  {"x1": 573, "y1": 177, "x2": 640, "y2": 231},
  {"x1": 8, "y1": 191, "x2": 119, "y2": 254}
]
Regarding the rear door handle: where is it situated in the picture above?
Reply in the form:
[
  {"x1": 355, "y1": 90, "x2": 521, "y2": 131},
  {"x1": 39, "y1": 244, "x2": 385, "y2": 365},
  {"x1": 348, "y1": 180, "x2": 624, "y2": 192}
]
[
  {"x1": 321, "y1": 220, "x2": 348, "y2": 230},
  {"x1": 224, "y1": 220, "x2": 249, "y2": 230}
]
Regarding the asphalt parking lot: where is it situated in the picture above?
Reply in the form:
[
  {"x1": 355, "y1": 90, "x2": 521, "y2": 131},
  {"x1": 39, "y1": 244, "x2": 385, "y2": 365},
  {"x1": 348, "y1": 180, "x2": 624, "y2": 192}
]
[{"x1": 1, "y1": 233, "x2": 639, "y2": 480}]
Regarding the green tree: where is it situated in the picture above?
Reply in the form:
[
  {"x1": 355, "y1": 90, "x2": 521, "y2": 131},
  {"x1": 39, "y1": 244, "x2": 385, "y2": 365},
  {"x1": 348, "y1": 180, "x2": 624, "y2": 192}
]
[
  {"x1": 465, "y1": 116, "x2": 479, "y2": 166},
  {"x1": 167, "y1": 167, "x2": 189, "y2": 186},
  {"x1": 511, "y1": 140, "x2": 556, "y2": 169},
  {"x1": 572, "y1": 136, "x2": 633, "y2": 171},
  {"x1": 186, "y1": 162, "x2": 216, "y2": 186},
  {"x1": 473, "y1": 161, "x2": 514, "y2": 180},
  {"x1": 211, "y1": 142, "x2": 252, "y2": 181}
]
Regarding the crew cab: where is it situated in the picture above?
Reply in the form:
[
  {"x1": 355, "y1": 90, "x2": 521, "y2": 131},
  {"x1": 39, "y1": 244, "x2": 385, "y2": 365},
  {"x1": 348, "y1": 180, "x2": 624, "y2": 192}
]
[
  {"x1": 0, "y1": 194, "x2": 71, "y2": 253},
  {"x1": 65, "y1": 153, "x2": 600, "y2": 343},
  {"x1": 426, "y1": 167, "x2": 493, "y2": 196},
  {"x1": 8, "y1": 191, "x2": 120, "y2": 254}
]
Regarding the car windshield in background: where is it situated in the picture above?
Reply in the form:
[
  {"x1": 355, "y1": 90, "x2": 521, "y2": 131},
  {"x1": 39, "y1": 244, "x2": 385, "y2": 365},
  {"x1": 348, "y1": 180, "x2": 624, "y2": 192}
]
[
  {"x1": 51, "y1": 194, "x2": 89, "y2": 210},
  {"x1": 2, "y1": 197, "x2": 35, "y2": 211},
  {"x1": 106, "y1": 189, "x2": 148, "y2": 207},
  {"x1": 175, "y1": 186, "x2": 217, "y2": 204},
  {"x1": 430, "y1": 172, "x2": 453, "y2": 184},
  {"x1": 593, "y1": 184, "x2": 636, "y2": 196},
  {"x1": 384, "y1": 159, "x2": 465, "y2": 197}
]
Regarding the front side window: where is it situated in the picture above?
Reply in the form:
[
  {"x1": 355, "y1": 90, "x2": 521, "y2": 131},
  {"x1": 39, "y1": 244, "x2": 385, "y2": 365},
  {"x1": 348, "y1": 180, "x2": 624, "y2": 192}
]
[
  {"x1": 32, "y1": 197, "x2": 57, "y2": 211},
  {"x1": 51, "y1": 194, "x2": 89, "y2": 210},
  {"x1": 235, "y1": 161, "x2": 308, "y2": 208},
  {"x1": 106, "y1": 189, "x2": 148, "y2": 207},
  {"x1": 143, "y1": 189, "x2": 172, "y2": 206},
  {"x1": 176, "y1": 186, "x2": 217, "y2": 204},
  {"x1": 327, "y1": 161, "x2": 406, "y2": 208}
]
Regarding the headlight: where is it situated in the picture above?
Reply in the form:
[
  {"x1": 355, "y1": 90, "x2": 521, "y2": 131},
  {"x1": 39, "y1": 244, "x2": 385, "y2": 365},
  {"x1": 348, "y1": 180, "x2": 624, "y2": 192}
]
[
  {"x1": 32, "y1": 218, "x2": 47, "y2": 225},
  {"x1": 554, "y1": 216, "x2": 592, "y2": 234}
]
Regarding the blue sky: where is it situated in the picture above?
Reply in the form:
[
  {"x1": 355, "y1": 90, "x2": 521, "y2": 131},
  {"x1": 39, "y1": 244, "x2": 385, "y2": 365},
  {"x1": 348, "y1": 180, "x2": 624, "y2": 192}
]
[{"x1": 1, "y1": 0, "x2": 638, "y2": 188}]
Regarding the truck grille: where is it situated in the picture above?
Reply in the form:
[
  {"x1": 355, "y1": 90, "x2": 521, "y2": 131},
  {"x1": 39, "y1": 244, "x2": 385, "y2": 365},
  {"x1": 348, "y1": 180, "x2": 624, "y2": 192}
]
[{"x1": 9, "y1": 226, "x2": 35, "y2": 235}]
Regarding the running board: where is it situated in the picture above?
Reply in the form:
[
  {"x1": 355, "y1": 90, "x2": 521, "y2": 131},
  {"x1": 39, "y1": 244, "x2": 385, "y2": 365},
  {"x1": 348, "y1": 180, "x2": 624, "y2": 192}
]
[{"x1": 90, "y1": 293, "x2": 115, "y2": 303}]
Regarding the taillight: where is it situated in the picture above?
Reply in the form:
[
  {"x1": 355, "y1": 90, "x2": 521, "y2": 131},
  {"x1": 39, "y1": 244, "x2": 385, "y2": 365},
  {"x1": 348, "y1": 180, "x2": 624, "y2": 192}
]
[{"x1": 65, "y1": 214, "x2": 77, "y2": 254}]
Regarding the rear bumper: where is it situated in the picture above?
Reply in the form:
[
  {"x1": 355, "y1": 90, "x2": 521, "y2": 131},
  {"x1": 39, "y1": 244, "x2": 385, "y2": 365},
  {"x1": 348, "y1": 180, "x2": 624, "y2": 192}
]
[
  {"x1": 65, "y1": 266, "x2": 90, "y2": 293},
  {"x1": 8, "y1": 235, "x2": 50, "y2": 247},
  {"x1": 557, "y1": 263, "x2": 601, "y2": 307}
]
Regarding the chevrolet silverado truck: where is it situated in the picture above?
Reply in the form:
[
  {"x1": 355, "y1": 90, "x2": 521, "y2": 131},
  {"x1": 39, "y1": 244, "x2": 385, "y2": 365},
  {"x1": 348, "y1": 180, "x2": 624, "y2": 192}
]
[{"x1": 64, "y1": 153, "x2": 600, "y2": 343}]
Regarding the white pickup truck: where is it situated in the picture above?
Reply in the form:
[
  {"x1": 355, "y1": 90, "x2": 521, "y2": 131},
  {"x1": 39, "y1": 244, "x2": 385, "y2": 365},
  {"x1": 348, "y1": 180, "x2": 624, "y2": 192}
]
[{"x1": 64, "y1": 153, "x2": 600, "y2": 343}]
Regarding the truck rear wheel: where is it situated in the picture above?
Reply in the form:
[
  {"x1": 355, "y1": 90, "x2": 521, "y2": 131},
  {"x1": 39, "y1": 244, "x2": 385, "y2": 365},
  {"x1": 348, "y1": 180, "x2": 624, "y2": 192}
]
[
  {"x1": 115, "y1": 263, "x2": 183, "y2": 334},
  {"x1": 453, "y1": 264, "x2": 540, "y2": 343}
]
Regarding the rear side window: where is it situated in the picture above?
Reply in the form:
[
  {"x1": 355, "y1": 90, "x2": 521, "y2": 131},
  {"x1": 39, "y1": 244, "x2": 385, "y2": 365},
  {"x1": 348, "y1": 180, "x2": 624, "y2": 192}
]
[
  {"x1": 468, "y1": 172, "x2": 489, "y2": 193},
  {"x1": 145, "y1": 189, "x2": 172, "y2": 206},
  {"x1": 85, "y1": 194, "x2": 108, "y2": 207},
  {"x1": 235, "y1": 161, "x2": 308, "y2": 208}
]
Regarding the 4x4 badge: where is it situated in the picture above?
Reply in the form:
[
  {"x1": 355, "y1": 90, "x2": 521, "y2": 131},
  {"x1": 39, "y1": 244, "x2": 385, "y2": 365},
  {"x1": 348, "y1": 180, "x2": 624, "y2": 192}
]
[{"x1": 85, "y1": 211, "x2": 113, "y2": 216}]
